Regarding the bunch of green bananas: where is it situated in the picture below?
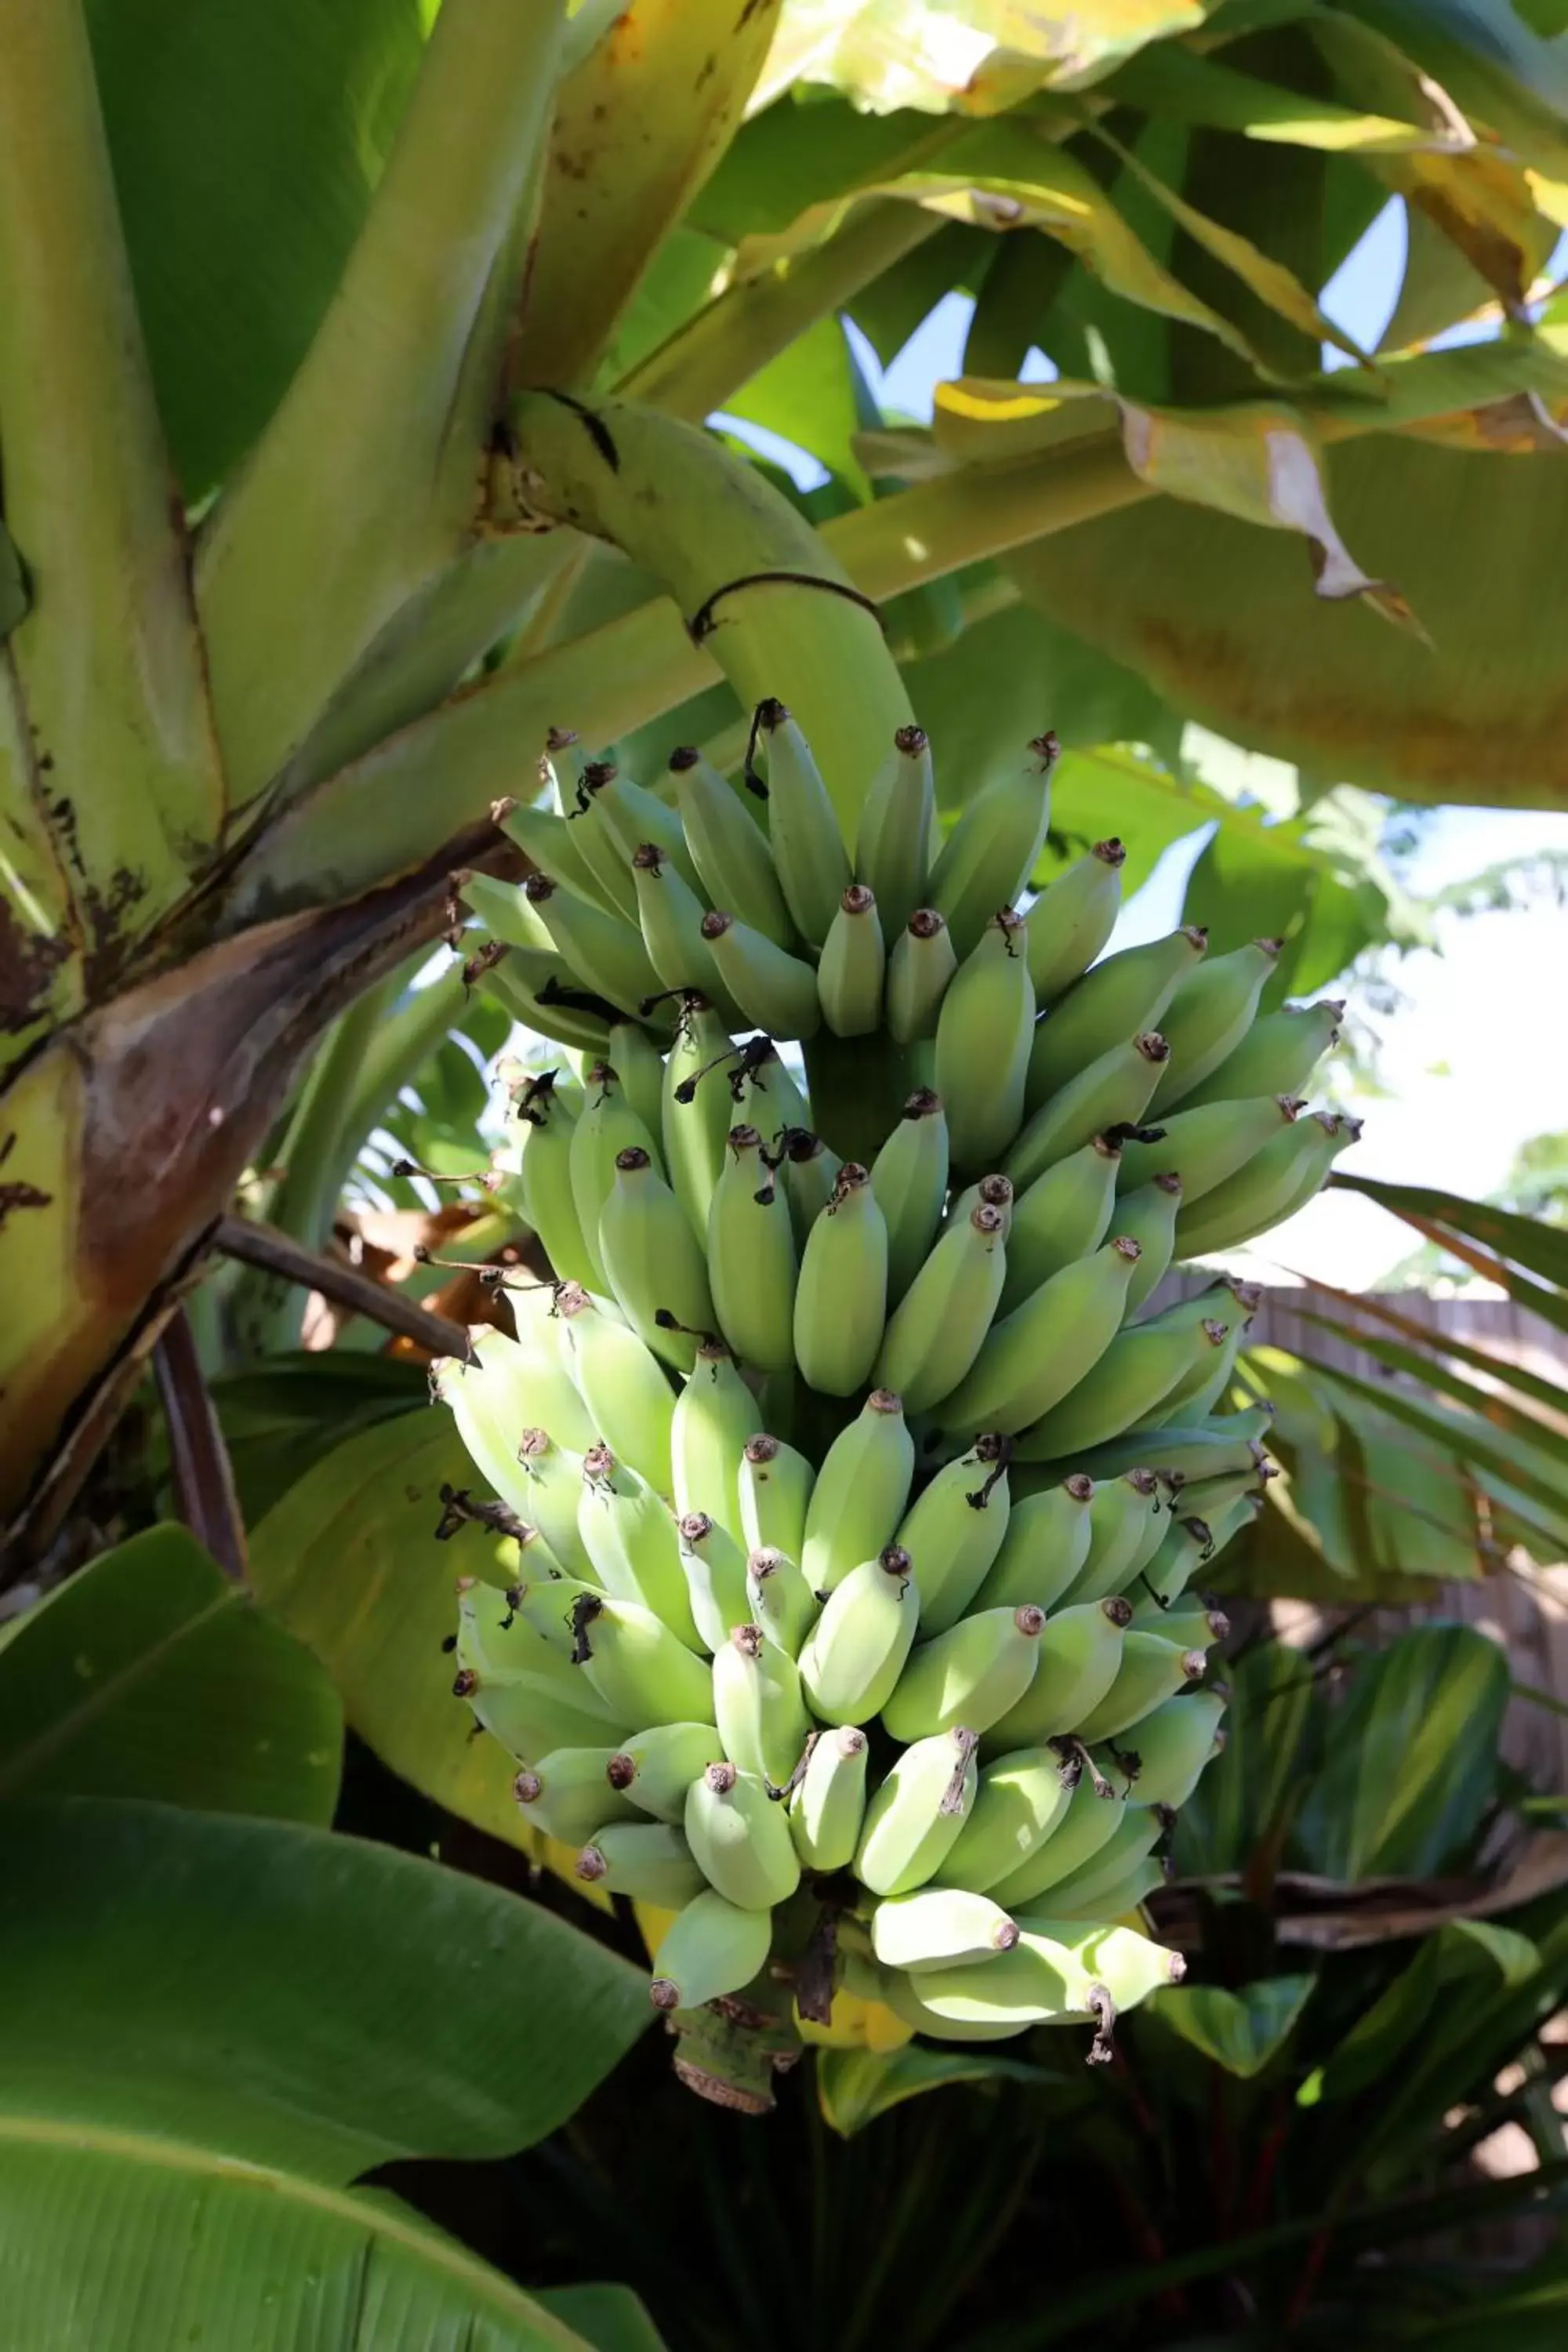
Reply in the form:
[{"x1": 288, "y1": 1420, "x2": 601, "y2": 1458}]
[{"x1": 438, "y1": 705, "x2": 1356, "y2": 2095}]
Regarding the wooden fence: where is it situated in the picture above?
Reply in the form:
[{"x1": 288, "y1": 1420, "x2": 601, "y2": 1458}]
[{"x1": 1185, "y1": 1278, "x2": 1568, "y2": 1791}]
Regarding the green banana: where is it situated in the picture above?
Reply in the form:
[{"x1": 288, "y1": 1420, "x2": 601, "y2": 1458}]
[
  {"x1": 1048, "y1": 1406, "x2": 1274, "y2": 1487},
  {"x1": 870, "y1": 1088, "x2": 950, "y2": 1303},
  {"x1": 855, "y1": 724, "x2": 935, "y2": 939},
  {"x1": 755, "y1": 699, "x2": 853, "y2": 946},
  {"x1": 1026, "y1": 927, "x2": 1207, "y2": 1102},
  {"x1": 1149, "y1": 1301, "x2": 1257, "y2": 1428},
  {"x1": 881, "y1": 1602, "x2": 1047, "y2": 1743},
  {"x1": 1117, "y1": 1094, "x2": 1304, "y2": 1203},
  {"x1": 599, "y1": 1145, "x2": 716, "y2": 1371},
  {"x1": 899, "y1": 1440, "x2": 1013, "y2": 1635},
  {"x1": 746, "y1": 1544, "x2": 818, "y2": 1657},
  {"x1": 577, "y1": 1446, "x2": 702, "y2": 1649},
  {"x1": 1017, "y1": 1809, "x2": 1163, "y2": 1922},
  {"x1": 1000, "y1": 1134, "x2": 1120, "y2": 1310},
  {"x1": 882, "y1": 1973, "x2": 1032, "y2": 2043},
  {"x1": 648, "y1": 1889, "x2": 775, "y2": 2013},
  {"x1": 1024, "y1": 837, "x2": 1125, "y2": 1002},
  {"x1": 886, "y1": 907, "x2": 958, "y2": 1044},
  {"x1": 1179, "y1": 996, "x2": 1344, "y2": 1112},
  {"x1": 575, "y1": 1821, "x2": 706, "y2": 1908},
  {"x1": 932, "y1": 1236, "x2": 1143, "y2": 1439},
  {"x1": 513, "y1": 1745, "x2": 641, "y2": 1848},
  {"x1": 1127, "y1": 1510, "x2": 1221, "y2": 1613},
  {"x1": 670, "y1": 745, "x2": 792, "y2": 946},
  {"x1": 1174, "y1": 1111, "x2": 1360, "y2": 1259},
  {"x1": 1173, "y1": 1461, "x2": 1271, "y2": 1528},
  {"x1": 606, "y1": 1019, "x2": 666, "y2": 1140},
  {"x1": 568, "y1": 1590, "x2": 716, "y2": 1727},
  {"x1": 934, "y1": 911, "x2": 1036, "y2": 1169},
  {"x1": 700, "y1": 909, "x2": 820, "y2": 1040},
  {"x1": 555, "y1": 1284, "x2": 675, "y2": 1494},
  {"x1": 984, "y1": 1598, "x2": 1132, "y2": 1750},
  {"x1": 855, "y1": 1726, "x2": 979, "y2": 1897},
  {"x1": 514, "y1": 1078, "x2": 599, "y2": 1291},
  {"x1": 1131, "y1": 1600, "x2": 1229, "y2": 1653},
  {"x1": 780, "y1": 1126, "x2": 840, "y2": 1242},
  {"x1": 456, "y1": 1584, "x2": 628, "y2": 1753},
  {"x1": 684, "y1": 1760, "x2": 802, "y2": 1910},
  {"x1": 474, "y1": 947, "x2": 615, "y2": 1058},
  {"x1": 971, "y1": 1476, "x2": 1095, "y2": 1614},
  {"x1": 510, "y1": 1428, "x2": 593, "y2": 1577},
  {"x1": 817, "y1": 884, "x2": 887, "y2": 1038},
  {"x1": 707, "y1": 1124, "x2": 798, "y2": 1373},
  {"x1": 797, "y1": 1544, "x2": 920, "y2": 1724},
  {"x1": 987, "y1": 1779, "x2": 1127, "y2": 1910},
  {"x1": 662, "y1": 994, "x2": 736, "y2": 1239},
  {"x1": 793, "y1": 1161, "x2": 889, "y2": 1396},
  {"x1": 949, "y1": 1171, "x2": 1015, "y2": 1236},
  {"x1": 1013, "y1": 1314, "x2": 1218, "y2": 1462},
  {"x1": 495, "y1": 794, "x2": 617, "y2": 920},
  {"x1": 712, "y1": 1623, "x2": 811, "y2": 1787},
  {"x1": 738, "y1": 1039, "x2": 813, "y2": 1149},
  {"x1": 1058, "y1": 1472, "x2": 1166, "y2": 1606},
  {"x1": 670, "y1": 1341, "x2": 753, "y2": 1525},
  {"x1": 789, "y1": 1725, "x2": 869, "y2": 1870},
  {"x1": 1044, "y1": 1855, "x2": 1167, "y2": 1922},
  {"x1": 677, "y1": 1510, "x2": 753, "y2": 1653},
  {"x1": 1069, "y1": 1631, "x2": 1207, "y2": 1744},
  {"x1": 801, "y1": 1389, "x2": 915, "y2": 1595},
  {"x1": 871, "y1": 1887, "x2": 1020, "y2": 1972},
  {"x1": 459, "y1": 869, "x2": 557, "y2": 956},
  {"x1": 1149, "y1": 937, "x2": 1283, "y2": 1112},
  {"x1": 558, "y1": 757, "x2": 640, "y2": 923},
  {"x1": 874, "y1": 1200, "x2": 1008, "y2": 1414},
  {"x1": 892, "y1": 1918, "x2": 1181, "y2": 2032},
  {"x1": 935, "y1": 1745, "x2": 1073, "y2": 1894},
  {"x1": 1109, "y1": 1174, "x2": 1183, "y2": 1314},
  {"x1": 430, "y1": 1331, "x2": 576, "y2": 1536},
  {"x1": 593, "y1": 764, "x2": 706, "y2": 899},
  {"x1": 633, "y1": 843, "x2": 736, "y2": 1018},
  {"x1": 1011, "y1": 1032, "x2": 1171, "y2": 1185},
  {"x1": 569, "y1": 1063, "x2": 662, "y2": 1287},
  {"x1": 738, "y1": 1431, "x2": 815, "y2": 1563},
  {"x1": 1095, "y1": 1690, "x2": 1226, "y2": 1809},
  {"x1": 523, "y1": 872, "x2": 663, "y2": 1021},
  {"x1": 927, "y1": 731, "x2": 1058, "y2": 960},
  {"x1": 609, "y1": 1721, "x2": 723, "y2": 1823}
]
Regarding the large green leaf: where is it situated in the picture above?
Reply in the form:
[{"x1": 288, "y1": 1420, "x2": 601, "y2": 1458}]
[
  {"x1": 1293, "y1": 1625, "x2": 1508, "y2": 1881},
  {"x1": 1010, "y1": 433, "x2": 1568, "y2": 809},
  {"x1": 249, "y1": 1406, "x2": 545, "y2": 1853},
  {"x1": 0, "y1": 1527, "x2": 341, "y2": 1822},
  {"x1": 815, "y1": 2042, "x2": 1051, "y2": 2136},
  {"x1": 1174, "y1": 1639, "x2": 1318, "y2": 1875},
  {"x1": 1306, "y1": 1917, "x2": 1541, "y2": 2104},
  {"x1": 85, "y1": 0, "x2": 429, "y2": 499},
  {"x1": 1150, "y1": 1973, "x2": 1316, "y2": 2076},
  {"x1": 535, "y1": 2288, "x2": 672, "y2": 2352},
  {"x1": 0, "y1": 1796, "x2": 649, "y2": 2350}
]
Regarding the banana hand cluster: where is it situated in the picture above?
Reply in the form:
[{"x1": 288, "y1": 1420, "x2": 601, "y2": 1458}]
[{"x1": 445, "y1": 710, "x2": 1359, "y2": 2092}]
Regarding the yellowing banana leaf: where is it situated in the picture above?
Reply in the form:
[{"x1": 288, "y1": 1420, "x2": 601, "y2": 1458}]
[
  {"x1": 1388, "y1": 149, "x2": 1565, "y2": 310},
  {"x1": 1083, "y1": 118, "x2": 1378, "y2": 365},
  {"x1": 1294, "y1": 1624, "x2": 1510, "y2": 1882},
  {"x1": 1098, "y1": 40, "x2": 1463, "y2": 153},
  {"x1": 751, "y1": 0, "x2": 1214, "y2": 118},
  {"x1": 1329, "y1": 0, "x2": 1568, "y2": 184},
  {"x1": 882, "y1": 123, "x2": 1286, "y2": 374},
  {"x1": 939, "y1": 371, "x2": 1412, "y2": 618},
  {"x1": 0, "y1": 1797, "x2": 649, "y2": 2350},
  {"x1": 1149, "y1": 1973, "x2": 1316, "y2": 2076},
  {"x1": 0, "y1": 1526, "x2": 342, "y2": 1821},
  {"x1": 1007, "y1": 423, "x2": 1568, "y2": 808}
]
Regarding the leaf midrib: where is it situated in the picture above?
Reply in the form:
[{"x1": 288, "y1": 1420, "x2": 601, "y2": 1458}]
[{"x1": 0, "y1": 2112, "x2": 581, "y2": 2340}]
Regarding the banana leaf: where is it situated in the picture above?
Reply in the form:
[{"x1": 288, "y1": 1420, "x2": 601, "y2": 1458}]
[
  {"x1": 0, "y1": 1526, "x2": 342, "y2": 1821},
  {"x1": 0, "y1": 1795, "x2": 652, "y2": 2350}
]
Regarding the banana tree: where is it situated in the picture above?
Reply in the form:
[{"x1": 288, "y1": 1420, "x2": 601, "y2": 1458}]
[{"x1": 5, "y1": 0, "x2": 1568, "y2": 1559}]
